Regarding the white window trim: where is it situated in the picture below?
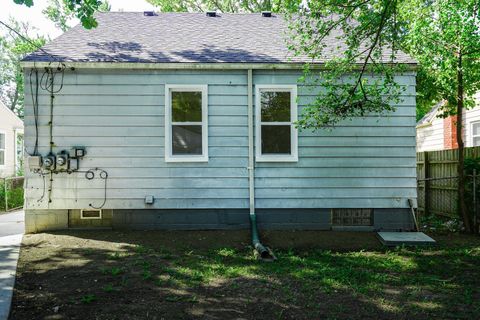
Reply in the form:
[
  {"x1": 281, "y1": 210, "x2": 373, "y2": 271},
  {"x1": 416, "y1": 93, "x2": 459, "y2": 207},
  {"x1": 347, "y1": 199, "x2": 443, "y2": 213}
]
[
  {"x1": 255, "y1": 84, "x2": 298, "y2": 162},
  {"x1": 0, "y1": 130, "x2": 6, "y2": 168},
  {"x1": 14, "y1": 129, "x2": 24, "y2": 174},
  {"x1": 80, "y1": 209, "x2": 102, "y2": 220},
  {"x1": 165, "y1": 84, "x2": 209, "y2": 162},
  {"x1": 470, "y1": 121, "x2": 480, "y2": 147}
]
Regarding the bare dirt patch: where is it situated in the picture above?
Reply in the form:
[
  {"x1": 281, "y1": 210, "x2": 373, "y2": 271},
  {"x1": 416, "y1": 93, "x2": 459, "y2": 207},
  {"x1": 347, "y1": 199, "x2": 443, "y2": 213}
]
[{"x1": 9, "y1": 230, "x2": 480, "y2": 319}]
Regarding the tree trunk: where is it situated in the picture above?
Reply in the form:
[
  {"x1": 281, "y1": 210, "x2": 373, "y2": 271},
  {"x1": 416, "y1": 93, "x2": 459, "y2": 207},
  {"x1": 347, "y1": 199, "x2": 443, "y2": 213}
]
[{"x1": 457, "y1": 53, "x2": 473, "y2": 233}]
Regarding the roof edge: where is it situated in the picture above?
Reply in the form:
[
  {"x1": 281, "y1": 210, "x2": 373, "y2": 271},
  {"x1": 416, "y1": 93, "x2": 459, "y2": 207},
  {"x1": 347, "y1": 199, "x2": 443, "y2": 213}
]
[
  {"x1": 20, "y1": 61, "x2": 418, "y2": 71},
  {"x1": 0, "y1": 100, "x2": 23, "y2": 125}
]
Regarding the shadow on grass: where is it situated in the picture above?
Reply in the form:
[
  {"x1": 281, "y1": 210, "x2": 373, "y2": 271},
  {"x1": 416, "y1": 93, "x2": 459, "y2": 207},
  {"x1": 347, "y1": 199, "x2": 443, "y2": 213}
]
[{"x1": 9, "y1": 230, "x2": 480, "y2": 320}]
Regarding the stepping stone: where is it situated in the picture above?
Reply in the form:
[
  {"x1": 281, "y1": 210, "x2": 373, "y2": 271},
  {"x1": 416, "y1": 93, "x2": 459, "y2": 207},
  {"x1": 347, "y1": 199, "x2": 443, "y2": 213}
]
[{"x1": 377, "y1": 232, "x2": 436, "y2": 246}]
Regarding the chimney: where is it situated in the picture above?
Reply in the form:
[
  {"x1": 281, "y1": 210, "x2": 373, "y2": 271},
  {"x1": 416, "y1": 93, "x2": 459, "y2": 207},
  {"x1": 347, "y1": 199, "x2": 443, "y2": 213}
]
[{"x1": 443, "y1": 115, "x2": 459, "y2": 149}]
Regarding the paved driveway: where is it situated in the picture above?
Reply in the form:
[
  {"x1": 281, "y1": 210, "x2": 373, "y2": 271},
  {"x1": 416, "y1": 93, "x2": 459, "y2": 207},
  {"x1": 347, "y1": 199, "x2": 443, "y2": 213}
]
[
  {"x1": 0, "y1": 210, "x2": 24, "y2": 320},
  {"x1": 0, "y1": 211, "x2": 24, "y2": 237}
]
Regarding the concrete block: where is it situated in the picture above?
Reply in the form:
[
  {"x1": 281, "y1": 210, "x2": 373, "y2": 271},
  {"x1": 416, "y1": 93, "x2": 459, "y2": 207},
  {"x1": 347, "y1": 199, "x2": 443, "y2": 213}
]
[
  {"x1": 24, "y1": 209, "x2": 68, "y2": 233},
  {"x1": 374, "y1": 208, "x2": 414, "y2": 231}
]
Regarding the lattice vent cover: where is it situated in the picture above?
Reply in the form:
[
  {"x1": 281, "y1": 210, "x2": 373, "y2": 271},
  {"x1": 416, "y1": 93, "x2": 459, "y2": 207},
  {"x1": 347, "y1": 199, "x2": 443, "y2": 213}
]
[{"x1": 332, "y1": 209, "x2": 373, "y2": 226}]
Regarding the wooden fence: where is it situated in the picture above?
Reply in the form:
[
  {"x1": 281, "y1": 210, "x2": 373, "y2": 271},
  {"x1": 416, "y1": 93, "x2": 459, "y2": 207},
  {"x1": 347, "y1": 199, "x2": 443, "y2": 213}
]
[{"x1": 417, "y1": 146, "x2": 480, "y2": 217}]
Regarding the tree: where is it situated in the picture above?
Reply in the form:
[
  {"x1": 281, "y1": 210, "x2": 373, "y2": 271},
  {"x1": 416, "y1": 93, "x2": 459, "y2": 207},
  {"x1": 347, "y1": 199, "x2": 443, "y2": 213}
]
[
  {"x1": 287, "y1": 0, "x2": 480, "y2": 232},
  {"x1": 146, "y1": 0, "x2": 301, "y2": 13},
  {"x1": 402, "y1": 0, "x2": 480, "y2": 233},
  {"x1": 43, "y1": 0, "x2": 111, "y2": 32},
  {"x1": 13, "y1": 0, "x2": 107, "y2": 29},
  {"x1": 0, "y1": 19, "x2": 47, "y2": 116}
]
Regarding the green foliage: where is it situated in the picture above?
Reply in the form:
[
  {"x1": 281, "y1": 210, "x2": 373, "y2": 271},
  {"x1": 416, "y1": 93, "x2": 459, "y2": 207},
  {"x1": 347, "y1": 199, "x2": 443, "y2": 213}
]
[
  {"x1": 415, "y1": 66, "x2": 443, "y2": 121},
  {"x1": 43, "y1": 0, "x2": 111, "y2": 32},
  {"x1": 463, "y1": 157, "x2": 480, "y2": 226},
  {"x1": 286, "y1": 1, "x2": 405, "y2": 129},
  {"x1": 0, "y1": 19, "x2": 46, "y2": 116},
  {"x1": 286, "y1": 0, "x2": 480, "y2": 129},
  {"x1": 464, "y1": 157, "x2": 480, "y2": 175},
  {"x1": 400, "y1": 0, "x2": 480, "y2": 117},
  {"x1": 108, "y1": 267, "x2": 123, "y2": 276},
  {"x1": 0, "y1": 178, "x2": 24, "y2": 211},
  {"x1": 420, "y1": 215, "x2": 463, "y2": 233},
  {"x1": 13, "y1": 0, "x2": 33, "y2": 6},
  {"x1": 80, "y1": 294, "x2": 96, "y2": 304},
  {"x1": 146, "y1": 0, "x2": 301, "y2": 13},
  {"x1": 102, "y1": 284, "x2": 114, "y2": 292},
  {"x1": 14, "y1": 0, "x2": 109, "y2": 29}
]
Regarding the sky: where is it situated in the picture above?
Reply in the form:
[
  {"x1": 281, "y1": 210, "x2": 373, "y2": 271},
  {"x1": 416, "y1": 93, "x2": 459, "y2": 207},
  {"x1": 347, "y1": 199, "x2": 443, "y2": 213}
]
[{"x1": 0, "y1": 0, "x2": 157, "y2": 39}]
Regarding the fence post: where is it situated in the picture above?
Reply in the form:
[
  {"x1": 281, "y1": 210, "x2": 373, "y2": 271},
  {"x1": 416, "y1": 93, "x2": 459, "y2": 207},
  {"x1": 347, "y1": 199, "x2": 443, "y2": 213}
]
[
  {"x1": 423, "y1": 151, "x2": 430, "y2": 216},
  {"x1": 474, "y1": 169, "x2": 477, "y2": 233},
  {"x1": 3, "y1": 178, "x2": 7, "y2": 212}
]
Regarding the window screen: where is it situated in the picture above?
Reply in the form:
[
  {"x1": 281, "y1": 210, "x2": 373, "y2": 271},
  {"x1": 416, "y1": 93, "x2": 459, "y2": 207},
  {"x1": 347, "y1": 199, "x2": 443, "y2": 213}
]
[
  {"x1": 256, "y1": 86, "x2": 297, "y2": 162},
  {"x1": 165, "y1": 85, "x2": 208, "y2": 162}
]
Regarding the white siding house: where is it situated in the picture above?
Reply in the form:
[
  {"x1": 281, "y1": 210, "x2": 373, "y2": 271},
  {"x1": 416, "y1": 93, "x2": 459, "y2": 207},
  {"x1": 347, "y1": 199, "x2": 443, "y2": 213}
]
[
  {"x1": 0, "y1": 101, "x2": 24, "y2": 178},
  {"x1": 21, "y1": 12, "x2": 418, "y2": 234},
  {"x1": 417, "y1": 92, "x2": 480, "y2": 152}
]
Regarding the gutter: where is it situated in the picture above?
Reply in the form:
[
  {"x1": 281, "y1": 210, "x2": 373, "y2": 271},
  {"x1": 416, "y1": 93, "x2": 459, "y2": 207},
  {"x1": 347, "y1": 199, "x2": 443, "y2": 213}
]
[
  {"x1": 20, "y1": 61, "x2": 419, "y2": 71},
  {"x1": 247, "y1": 69, "x2": 275, "y2": 261}
]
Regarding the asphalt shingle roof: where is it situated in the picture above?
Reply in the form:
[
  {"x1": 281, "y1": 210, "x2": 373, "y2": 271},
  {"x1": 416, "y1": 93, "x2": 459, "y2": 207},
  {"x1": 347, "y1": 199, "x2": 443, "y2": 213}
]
[{"x1": 24, "y1": 12, "x2": 416, "y2": 64}]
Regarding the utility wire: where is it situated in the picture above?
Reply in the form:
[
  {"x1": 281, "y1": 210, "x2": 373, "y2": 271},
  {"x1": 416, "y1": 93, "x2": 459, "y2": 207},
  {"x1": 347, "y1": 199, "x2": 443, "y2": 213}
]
[{"x1": 0, "y1": 19, "x2": 61, "y2": 63}]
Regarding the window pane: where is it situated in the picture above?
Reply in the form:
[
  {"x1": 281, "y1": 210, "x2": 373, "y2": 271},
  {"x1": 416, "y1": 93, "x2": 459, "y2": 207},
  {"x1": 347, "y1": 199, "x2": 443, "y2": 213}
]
[
  {"x1": 261, "y1": 125, "x2": 291, "y2": 154},
  {"x1": 172, "y1": 91, "x2": 202, "y2": 122},
  {"x1": 261, "y1": 91, "x2": 291, "y2": 122},
  {"x1": 0, "y1": 150, "x2": 4, "y2": 165},
  {"x1": 0, "y1": 133, "x2": 4, "y2": 149},
  {"x1": 474, "y1": 136, "x2": 480, "y2": 147},
  {"x1": 473, "y1": 123, "x2": 480, "y2": 136},
  {"x1": 172, "y1": 125, "x2": 202, "y2": 155}
]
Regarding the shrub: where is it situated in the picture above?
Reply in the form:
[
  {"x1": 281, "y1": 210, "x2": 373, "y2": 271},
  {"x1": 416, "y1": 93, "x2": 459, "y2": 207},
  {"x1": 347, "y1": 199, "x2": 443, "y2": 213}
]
[{"x1": 0, "y1": 178, "x2": 24, "y2": 212}]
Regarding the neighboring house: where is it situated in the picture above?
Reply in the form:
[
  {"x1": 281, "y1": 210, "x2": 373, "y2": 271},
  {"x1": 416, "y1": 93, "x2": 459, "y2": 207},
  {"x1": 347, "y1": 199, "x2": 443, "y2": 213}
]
[
  {"x1": 0, "y1": 100, "x2": 24, "y2": 178},
  {"x1": 417, "y1": 92, "x2": 480, "y2": 152},
  {"x1": 21, "y1": 12, "x2": 417, "y2": 233}
]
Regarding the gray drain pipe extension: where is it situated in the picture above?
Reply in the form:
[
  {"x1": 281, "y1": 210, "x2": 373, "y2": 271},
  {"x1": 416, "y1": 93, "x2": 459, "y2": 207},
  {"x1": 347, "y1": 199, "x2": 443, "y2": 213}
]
[
  {"x1": 247, "y1": 69, "x2": 274, "y2": 260},
  {"x1": 408, "y1": 198, "x2": 419, "y2": 231}
]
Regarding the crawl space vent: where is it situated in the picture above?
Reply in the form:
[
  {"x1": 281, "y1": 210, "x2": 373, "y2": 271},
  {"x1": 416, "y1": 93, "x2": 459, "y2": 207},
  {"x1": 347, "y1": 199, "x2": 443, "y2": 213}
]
[
  {"x1": 81, "y1": 209, "x2": 102, "y2": 220},
  {"x1": 332, "y1": 209, "x2": 373, "y2": 226}
]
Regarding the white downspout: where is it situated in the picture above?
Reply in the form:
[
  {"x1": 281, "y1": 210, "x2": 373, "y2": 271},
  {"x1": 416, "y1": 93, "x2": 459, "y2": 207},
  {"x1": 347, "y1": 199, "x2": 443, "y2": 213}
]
[
  {"x1": 247, "y1": 69, "x2": 273, "y2": 260},
  {"x1": 248, "y1": 72, "x2": 255, "y2": 213}
]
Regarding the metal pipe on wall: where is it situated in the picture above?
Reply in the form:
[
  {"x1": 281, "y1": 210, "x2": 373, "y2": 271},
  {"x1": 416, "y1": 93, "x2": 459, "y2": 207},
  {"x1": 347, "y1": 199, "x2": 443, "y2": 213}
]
[{"x1": 247, "y1": 69, "x2": 274, "y2": 260}]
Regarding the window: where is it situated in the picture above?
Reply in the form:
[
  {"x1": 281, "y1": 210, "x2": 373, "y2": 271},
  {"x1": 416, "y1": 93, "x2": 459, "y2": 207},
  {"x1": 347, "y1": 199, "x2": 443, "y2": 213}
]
[
  {"x1": 81, "y1": 209, "x2": 102, "y2": 219},
  {"x1": 165, "y1": 85, "x2": 208, "y2": 162},
  {"x1": 471, "y1": 121, "x2": 480, "y2": 147},
  {"x1": 256, "y1": 85, "x2": 298, "y2": 162},
  {"x1": 0, "y1": 132, "x2": 5, "y2": 167}
]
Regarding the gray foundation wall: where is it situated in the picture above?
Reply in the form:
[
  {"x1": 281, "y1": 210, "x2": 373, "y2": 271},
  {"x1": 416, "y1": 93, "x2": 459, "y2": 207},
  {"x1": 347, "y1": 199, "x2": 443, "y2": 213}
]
[
  {"x1": 25, "y1": 209, "x2": 69, "y2": 233},
  {"x1": 25, "y1": 208, "x2": 414, "y2": 233}
]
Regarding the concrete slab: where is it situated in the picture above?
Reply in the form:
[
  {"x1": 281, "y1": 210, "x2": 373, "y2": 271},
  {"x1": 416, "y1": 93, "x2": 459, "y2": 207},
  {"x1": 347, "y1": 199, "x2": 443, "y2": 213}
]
[
  {"x1": 0, "y1": 234, "x2": 22, "y2": 320},
  {"x1": 0, "y1": 210, "x2": 24, "y2": 237},
  {"x1": 377, "y1": 232, "x2": 436, "y2": 247}
]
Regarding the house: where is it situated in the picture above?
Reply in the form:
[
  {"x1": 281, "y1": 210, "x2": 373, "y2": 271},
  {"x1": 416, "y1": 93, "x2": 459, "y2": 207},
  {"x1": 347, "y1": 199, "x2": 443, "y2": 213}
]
[
  {"x1": 417, "y1": 92, "x2": 480, "y2": 152},
  {"x1": 0, "y1": 100, "x2": 23, "y2": 178},
  {"x1": 21, "y1": 12, "x2": 417, "y2": 236}
]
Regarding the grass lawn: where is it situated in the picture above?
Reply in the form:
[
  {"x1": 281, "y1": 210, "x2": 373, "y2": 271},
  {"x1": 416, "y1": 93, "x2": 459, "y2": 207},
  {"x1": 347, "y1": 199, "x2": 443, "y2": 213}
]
[{"x1": 10, "y1": 230, "x2": 480, "y2": 319}]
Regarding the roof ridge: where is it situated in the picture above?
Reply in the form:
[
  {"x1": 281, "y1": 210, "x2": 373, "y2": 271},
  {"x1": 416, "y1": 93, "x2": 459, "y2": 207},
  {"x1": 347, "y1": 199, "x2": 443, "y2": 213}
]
[{"x1": 96, "y1": 11, "x2": 281, "y2": 15}]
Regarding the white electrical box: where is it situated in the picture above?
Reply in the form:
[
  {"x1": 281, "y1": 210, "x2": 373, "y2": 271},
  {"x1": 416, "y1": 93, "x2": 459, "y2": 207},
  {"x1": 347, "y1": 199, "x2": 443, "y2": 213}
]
[
  {"x1": 68, "y1": 158, "x2": 79, "y2": 171},
  {"x1": 27, "y1": 156, "x2": 42, "y2": 170},
  {"x1": 145, "y1": 195, "x2": 155, "y2": 204},
  {"x1": 70, "y1": 147, "x2": 86, "y2": 158}
]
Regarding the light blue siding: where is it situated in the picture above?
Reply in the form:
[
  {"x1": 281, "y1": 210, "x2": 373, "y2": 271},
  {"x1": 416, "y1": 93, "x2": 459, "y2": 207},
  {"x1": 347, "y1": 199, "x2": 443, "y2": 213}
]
[
  {"x1": 24, "y1": 69, "x2": 416, "y2": 210},
  {"x1": 252, "y1": 70, "x2": 416, "y2": 209}
]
